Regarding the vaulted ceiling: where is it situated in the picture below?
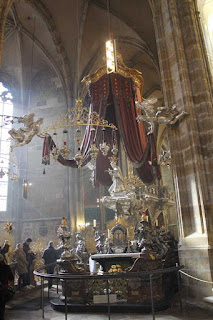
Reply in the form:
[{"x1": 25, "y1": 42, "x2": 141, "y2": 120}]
[{"x1": 1, "y1": 0, "x2": 162, "y2": 108}]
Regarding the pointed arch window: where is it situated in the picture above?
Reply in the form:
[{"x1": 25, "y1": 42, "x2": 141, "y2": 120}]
[{"x1": 0, "y1": 82, "x2": 13, "y2": 211}]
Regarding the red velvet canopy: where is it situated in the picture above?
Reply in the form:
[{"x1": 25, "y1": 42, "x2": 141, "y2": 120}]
[
  {"x1": 89, "y1": 73, "x2": 161, "y2": 184},
  {"x1": 42, "y1": 72, "x2": 160, "y2": 185}
]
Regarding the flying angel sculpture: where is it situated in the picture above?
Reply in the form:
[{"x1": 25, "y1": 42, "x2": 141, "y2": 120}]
[{"x1": 8, "y1": 113, "x2": 44, "y2": 151}]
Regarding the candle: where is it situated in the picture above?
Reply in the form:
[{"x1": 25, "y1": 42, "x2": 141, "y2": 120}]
[
  {"x1": 156, "y1": 220, "x2": 158, "y2": 227},
  {"x1": 93, "y1": 219, "x2": 96, "y2": 228},
  {"x1": 108, "y1": 229, "x2": 110, "y2": 238}
]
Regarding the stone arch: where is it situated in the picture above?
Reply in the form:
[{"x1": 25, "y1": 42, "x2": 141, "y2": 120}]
[
  {"x1": 0, "y1": 0, "x2": 72, "y2": 107},
  {"x1": 0, "y1": 0, "x2": 14, "y2": 63},
  {"x1": 80, "y1": 36, "x2": 160, "y2": 99}
]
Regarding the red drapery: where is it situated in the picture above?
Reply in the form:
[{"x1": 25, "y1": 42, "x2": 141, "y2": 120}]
[
  {"x1": 88, "y1": 73, "x2": 160, "y2": 184},
  {"x1": 42, "y1": 73, "x2": 160, "y2": 184}
]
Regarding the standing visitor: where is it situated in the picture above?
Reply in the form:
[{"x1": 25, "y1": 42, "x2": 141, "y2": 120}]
[
  {"x1": 23, "y1": 238, "x2": 36, "y2": 285},
  {"x1": 0, "y1": 254, "x2": 14, "y2": 320},
  {"x1": 13, "y1": 243, "x2": 28, "y2": 289},
  {"x1": 42, "y1": 241, "x2": 63, "y2": 289}
]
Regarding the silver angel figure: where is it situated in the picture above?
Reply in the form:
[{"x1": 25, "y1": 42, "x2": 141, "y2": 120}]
[
  {"x1": 136, "y1": 98, "x2": 188, "y2": 135},
  {"x1": 108, "y1": 162, "x2": 125, "y2": 195},
  {"x1": 9, "y1": 115, "x2": 44, "y2": 151}
]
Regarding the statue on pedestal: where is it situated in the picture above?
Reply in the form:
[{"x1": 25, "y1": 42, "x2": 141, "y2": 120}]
[
  {"x1": 71, "y1": 233, "x2": 89, "y2": 271},
  {"x1": 56, "y1": 218, "x2": 85, "y2": 274},
  {"x1": 95, "y1": 230, "x2": 105, "y2": 254}
]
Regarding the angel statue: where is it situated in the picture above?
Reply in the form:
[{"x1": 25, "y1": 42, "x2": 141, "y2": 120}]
[
  {"x1": 17, "y1": 113, "x2": 35, "y2": 129},
  {"x1": 108, "y1": 161, "x2": 125, "y2": 196},
  {"x1": 136, "y1": 98, "x2": 188, "y2": 135},
  {"x1": 155, "y1": 104, "x2": 188, "y2": 124},
  {"x1": 9, "y1": 114, "x2": 44, "y2": 151},
  {"x1": 135, "y1": 97, "x2": 158, "y2": 134}
]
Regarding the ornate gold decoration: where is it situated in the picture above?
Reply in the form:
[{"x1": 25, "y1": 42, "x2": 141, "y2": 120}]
[
  {"x1": 82, "y1": 53, "x2": 144, "y2": 94},
  {"x1": 4, "y1": 221, "x2": 13, "y2": 234},
  {"x1": 42, "y1": 99, "x2": 117, "y2": 134},
  {"x1": 123, "y1": 174, "x2": 144, "y2": 193},
  {"x1": 32, "y1": 237, "x2": 45, "y2": 275},
  {"x1": 57, "y1": 217, "x2": 86, "y2": 274},
  {"x1": 42, "y1": 99, "x2": 117, "y2": 168}
]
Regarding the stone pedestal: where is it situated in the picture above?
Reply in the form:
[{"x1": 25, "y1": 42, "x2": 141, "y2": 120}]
[{"x1": 150, "y1": 0, "x2": 213, "y2": 301}]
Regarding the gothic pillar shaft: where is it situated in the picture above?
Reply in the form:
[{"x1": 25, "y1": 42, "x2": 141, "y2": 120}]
[
  {"x1": 69, "y1": 168, "x2": 85, "y2": 235},
  {"x1": 150, "y1": 0, "x2": 213, "y2": 299}
]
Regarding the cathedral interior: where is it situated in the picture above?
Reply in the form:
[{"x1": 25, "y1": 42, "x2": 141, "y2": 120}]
[{"x1": 0, "y1": 0, "x2": 213, "y2": 319}]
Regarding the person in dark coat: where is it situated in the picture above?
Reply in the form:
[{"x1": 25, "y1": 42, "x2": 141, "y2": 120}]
[
  {"x1": 0, "y1": 254, "x2": 14, "y2": 320},
  {"x1": 0, "y1": 241, "x2": 9, "y2": 261},
  {"x1": 23, "y1": 238, "x2": 36, "y2": 285},
  {"x1": 42, "y1": 241, "x2": 63, "y2": 289}
]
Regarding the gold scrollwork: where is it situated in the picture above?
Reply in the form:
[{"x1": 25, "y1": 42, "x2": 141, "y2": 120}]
[
  {"x1": 42, "y1": 99, "x2": 117, "y2": 134},
  {"x1": 82, "y1": 53, "x2": 144, "y2": 94}
]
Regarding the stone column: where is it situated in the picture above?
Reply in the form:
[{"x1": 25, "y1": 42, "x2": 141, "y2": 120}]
[
  {"x1": 149, "y1": 0, "x2": 213, "y2": 299},
  {"x1": 69, "y1": 168, "x2": 85, "y2": 236}
]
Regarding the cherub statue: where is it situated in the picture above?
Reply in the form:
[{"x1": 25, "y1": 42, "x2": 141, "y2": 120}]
[
  {"x1": 9, "y1": 117, "x2": 44, "y2": 151},
  {"x1": 95, "y1": 231, "x2": 105, "y2": 254},
  {"x1": 104, "y1": 237, "x2": 114, "y2": 254}
]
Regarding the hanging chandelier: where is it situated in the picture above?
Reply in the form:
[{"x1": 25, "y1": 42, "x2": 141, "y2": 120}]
[
  {"x1": 42, "y1": 98, "x2": 117, "y2": 168},
  {"x1": 0, "y1": 155, "x2": 19, "y2": 181}
]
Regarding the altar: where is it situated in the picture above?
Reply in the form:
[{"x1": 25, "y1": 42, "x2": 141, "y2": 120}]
[{"x1": 91, "y1": 252, "x2": 145, "y2": 272}]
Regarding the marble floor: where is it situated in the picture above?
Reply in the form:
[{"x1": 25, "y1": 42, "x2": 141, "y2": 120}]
[
  {"x1": 4, "y1": 286, "x2": 213, "y2": 320},
  {"x1": 5, "y1": 304, "x2": 213, "y2": 320}
]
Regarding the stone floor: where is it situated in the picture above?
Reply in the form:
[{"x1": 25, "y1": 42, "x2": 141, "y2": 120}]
[{"x1": 4, "y1": 286, "x2": 213, "y2": 320}]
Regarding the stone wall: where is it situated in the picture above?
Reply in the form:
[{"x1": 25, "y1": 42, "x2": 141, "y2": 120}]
[
  {"x1": 150, "y1": 0, "x2": 213, "y2": 299},
  {"x1": 0, "y1": 66, "x2": 71, "y2": 249}
]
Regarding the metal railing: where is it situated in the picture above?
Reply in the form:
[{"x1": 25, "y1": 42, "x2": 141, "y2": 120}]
[{"x1": 34, "y1": 264, "x2": 184, "y2": 320}]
